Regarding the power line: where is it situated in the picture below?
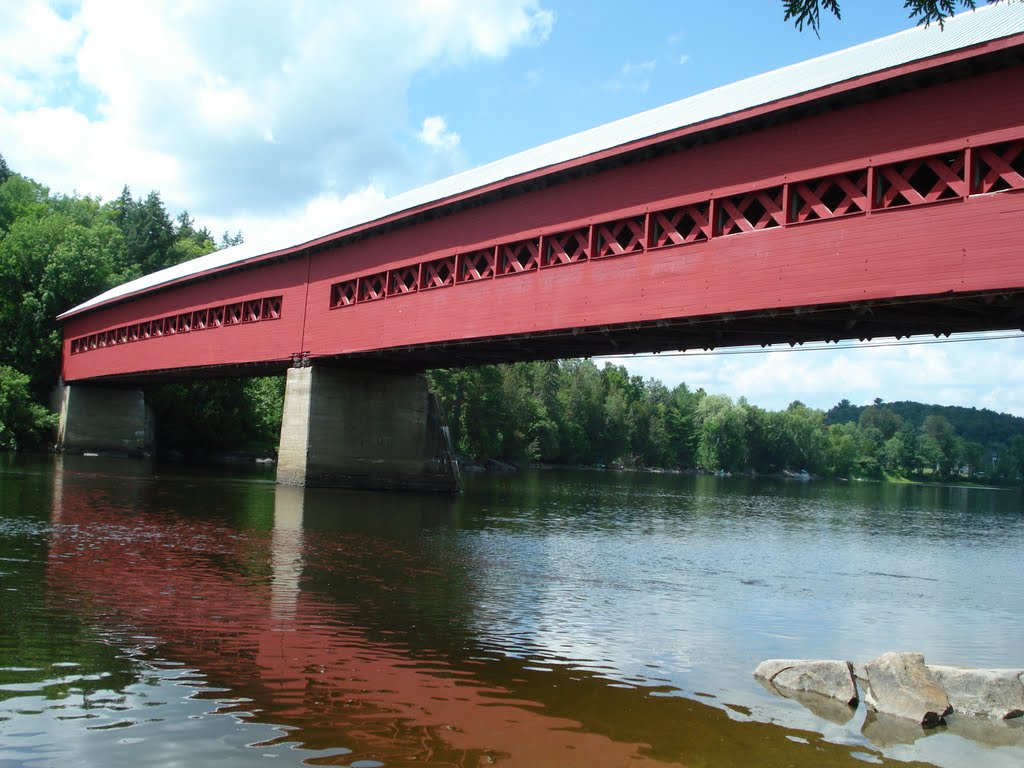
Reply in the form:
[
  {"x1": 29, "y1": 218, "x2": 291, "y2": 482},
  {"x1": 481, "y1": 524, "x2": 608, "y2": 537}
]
[{"x1": 594, "y1": 331, "x2": 1024, "y2": 360}]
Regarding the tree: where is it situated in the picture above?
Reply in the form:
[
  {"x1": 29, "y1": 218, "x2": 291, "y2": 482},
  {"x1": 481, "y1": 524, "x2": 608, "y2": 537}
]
[
  {"x1": 859, "y1": 403, "x2": 902, "y2": 440},
  {"x1": 921, "y1": 414, "x2": 960, "y2": 478},
  {"x1": 694, "y1": 394, "x2": 748, "y2": 472},
  {"x1": 825, "y1": 421, "x2": 860, "y2": 478},
  {"x1": 783, "y1": 0, "x2": 993, "y2": 34},
  {"x1": 0, "y1": 210, "x2": 121, "y2": 393},
  {"x1": 0, "y1": 366, "x2": 57, "y2": 450},
  {"x1": 0, "y1": 175, "x2": 48, "y2": 235},
  {"x1": 883, "y1": 423, "x2": 924, "y2": 476},
  {"x1": 0, "y1": 153, "x2": 11, "y2": 185}
]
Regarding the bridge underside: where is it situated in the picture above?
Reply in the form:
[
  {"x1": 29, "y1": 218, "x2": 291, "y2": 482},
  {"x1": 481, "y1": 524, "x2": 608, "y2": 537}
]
[
  {"x1": 69, "y1": 289, "x2": 1024, "y2": 383},
  {"x1": 337, "y1": 289, "x2": 1024, "y2": 370}
]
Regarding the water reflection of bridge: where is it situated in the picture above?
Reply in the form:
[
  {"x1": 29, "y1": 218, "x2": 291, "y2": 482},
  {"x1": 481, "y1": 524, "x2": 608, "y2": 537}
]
[{"x1": 44, "y1": 456, "x2": 903, "y2": 767}]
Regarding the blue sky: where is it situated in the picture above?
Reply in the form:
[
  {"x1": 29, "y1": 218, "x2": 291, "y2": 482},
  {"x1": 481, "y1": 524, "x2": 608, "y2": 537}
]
[{"x1": 2, "y1": 0, "x2": 1021, "y2": 415}]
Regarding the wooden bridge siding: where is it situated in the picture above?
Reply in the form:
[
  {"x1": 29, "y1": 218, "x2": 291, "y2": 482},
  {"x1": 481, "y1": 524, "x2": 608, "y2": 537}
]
[
  {"x1": 61, "y1": 258, "x2": 308, "y2": 380},
  {"x1": 299, "y1": 66, "x2": 1023, "y2": 354},
  {"x1": 302, "y1": 67, "x2": 1022, "y2": 283},
  {"x1": 60, "y1": 65, "x2": 1024, "y2": 380},
  {"x1": 304, "y1": 191, "x2": 1024, "y2": 355}
]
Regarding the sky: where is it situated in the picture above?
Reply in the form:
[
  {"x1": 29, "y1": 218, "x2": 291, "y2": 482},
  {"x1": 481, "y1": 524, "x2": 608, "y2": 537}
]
[{"x1": 2, "y1": 0, "x2": 1022, "y2": 416}]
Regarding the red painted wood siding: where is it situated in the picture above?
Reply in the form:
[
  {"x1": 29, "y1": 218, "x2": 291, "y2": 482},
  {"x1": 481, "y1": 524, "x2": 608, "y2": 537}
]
[{"x1": 61, "y1": 66, "x2": 1024, "y2": 381}]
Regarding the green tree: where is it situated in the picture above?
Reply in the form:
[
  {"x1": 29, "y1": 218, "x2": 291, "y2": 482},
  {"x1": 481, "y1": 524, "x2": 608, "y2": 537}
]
[
  {"x1": 556, "y1": 360, "x2": 606, "y2": 465},
  {"x1": 169, "y1": 211, "x2": 216, "y2": 265},
  {"x1": 960, "y1": 440, "x2": 985, "y2": 478},
  {"x1": 114, "y1": 188, "x2": 177, "y2": 277},
  {"x1": 921, "y1": 414, "x2": 960, "y2": 478},
  {"x1": 0, "y1": 366, "x2": 57, "y2": 450},
  {"x1": 825, "y1": 421, "x2": 860, "y2": 478},
  {"x1": 0, "y1": 211, "x2": 121, "y2": 393},
  {"x1": 0, "y1": 175, "x2": 48, "y2": 234},
  {"x1": 667, "y1": 383, "x2": 703, "y2": 468},
  {"x1": 146, "y1": 377, "x2": 284, "y2": 459},
  {"x1": 883, "y1": 423, "x2": 924, "y2": 476},
  {"x1": 859, "y1": 402, "x2": 902, "y2": 440},
  {"x1": 694, "y1": 394, "x2": 748, "y2": 472}
]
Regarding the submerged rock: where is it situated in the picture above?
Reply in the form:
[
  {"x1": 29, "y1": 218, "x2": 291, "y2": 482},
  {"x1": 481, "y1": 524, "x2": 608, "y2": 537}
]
[
  {"x1": 861, "y1": 652, "x2": 951, "y2": 727},
  {"x1": 754, "y1": 659, "x2": 858, "y2": 705},
  {"x1": 928, "y1": 666, "x2": 1024, "y2": 719},
  {"x1": 754, "y1": 676, "x2": 857, "y2": 725},
  {"x1": 861, "y1": 709, "x2": 941, "y2": 747}
]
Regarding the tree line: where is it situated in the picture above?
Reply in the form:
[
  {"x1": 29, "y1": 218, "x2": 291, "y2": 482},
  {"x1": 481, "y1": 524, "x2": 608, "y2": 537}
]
[
  {"x1": 0, "y1": 153, "x2": 272, "y2": 454},
  {"x1": 428, "y1": 361, "x2": 1024, "y2": 482},
  {"x1": 2, "y1": 154, "x2": 1022, "y2": 481}
]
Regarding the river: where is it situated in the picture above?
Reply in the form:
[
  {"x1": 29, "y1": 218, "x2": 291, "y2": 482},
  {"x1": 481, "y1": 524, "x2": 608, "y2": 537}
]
[{"x1": 1, "y1": 454, "x2": 1021, "y2": 767}]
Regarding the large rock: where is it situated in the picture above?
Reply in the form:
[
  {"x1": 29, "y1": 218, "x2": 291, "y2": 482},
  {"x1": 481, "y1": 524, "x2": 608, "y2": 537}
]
[
  {"x1": 928, "y1": 666, "x2": 1024, "y2": 719},
  {"x1": 861, "y1": 652, "x2": 951, "y2": 727},
  {"x1": 754, "y1": 659, "x2": 859, "y2": 705}
]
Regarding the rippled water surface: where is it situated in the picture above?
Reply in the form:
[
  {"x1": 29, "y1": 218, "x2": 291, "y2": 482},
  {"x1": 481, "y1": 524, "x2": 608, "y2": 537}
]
[{"x1": 1, "y1": 454, "x2": 1022, "y2": 767}]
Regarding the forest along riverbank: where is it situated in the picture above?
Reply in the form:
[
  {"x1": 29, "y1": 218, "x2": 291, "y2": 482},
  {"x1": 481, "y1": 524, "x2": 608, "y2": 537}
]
[{"x1": 1, "y1": 454, "x2": 1022, "y2": 768}]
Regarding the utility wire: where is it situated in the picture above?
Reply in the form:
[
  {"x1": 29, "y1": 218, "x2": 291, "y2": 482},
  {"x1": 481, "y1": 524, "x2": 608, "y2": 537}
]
[{"x1": 594, "y1": 331, "x2": 1024, "y2": 359}]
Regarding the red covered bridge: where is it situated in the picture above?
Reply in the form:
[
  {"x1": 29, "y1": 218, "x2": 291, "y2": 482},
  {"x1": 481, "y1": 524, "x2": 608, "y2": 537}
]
[{"x1": 55, "y1": 6, "x2": 1024, "y2": 490}]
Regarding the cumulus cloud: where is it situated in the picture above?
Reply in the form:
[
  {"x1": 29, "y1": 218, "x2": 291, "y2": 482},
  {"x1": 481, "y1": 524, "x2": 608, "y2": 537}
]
[
  {"x1": 417, "y1": 116, "x2": 461, "y2": 152},
  {"x1": 0, "y1": 0, "x2": 555, "y2": 237},
  {"x1": 0, "y1": 1, "x2": 81, "y2": 106},
  {"x1": 203, "y1": 185, "x2": 391, "y2": 253},
  {"x1": 598, "y1": 335, "x2": 1024, "y2": 416}
]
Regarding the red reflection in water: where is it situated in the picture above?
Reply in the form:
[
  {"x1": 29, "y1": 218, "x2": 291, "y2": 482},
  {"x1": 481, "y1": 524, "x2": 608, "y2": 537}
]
[{"x1": 45, "y1": 473, "x2": 675, "y2": 767}]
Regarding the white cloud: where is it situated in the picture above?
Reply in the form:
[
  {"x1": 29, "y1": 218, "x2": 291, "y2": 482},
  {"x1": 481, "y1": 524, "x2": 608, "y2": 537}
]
[
  {"x1": 597, "y1": 335, "x2": 1024, "y2": 417},
  {"x1": 0, "y1": 1, "x2": 81, "y2": 93},
  {"x1": 0, "y1": 0, "x2": 555, "y2": 232},
  {"x1": 607, "y1": 59, "x2": 657, "y2": 93},
  {"x1": 203, "y1": 185, "x2": 390, "y2": 251},
  {"x1": 417, "y1": 116, "x2": 461, "y2": 152},
  {"x1": 678, "y1": 53, "x2": 691, "y2": 65}
]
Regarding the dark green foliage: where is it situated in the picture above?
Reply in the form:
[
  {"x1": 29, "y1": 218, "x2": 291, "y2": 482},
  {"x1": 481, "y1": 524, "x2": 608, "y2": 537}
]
[
  {"x1": 219, "y1": 230, "x2": 244, "y2": 248},
  {"x1": 430, "y1": 361, "x2": 709, "y2": 470},
  {"x1": 783, "y1": 0, "x2": 841, "y2": 32},
  {"x1": 0, "y1": 192, "x2": 122, "y2": 395},
  {"x1": 828, "y1": 399, "x2": 1024, "y2": 452},
  {"x1": 0, "y1": 153, "x2": 10, "y2": 185},
  {"x1": 0, "y1": 366, "x2": 57, "y2": 450},
  {"x1": 783, "y1": 0, "x2": 987, "y2": 33},
  {"x1": 0, "y1": 167, "x2": 254, "y2": 452},
  {"x1": 429, "y1": 362, "x2": 1024, "y2": 483},
  {"x1": 115, "y1": 188, "x2": 178, "y2": 277},
  {"x1": 146, "y1": 377, "x2": 284, "y2": 459}
]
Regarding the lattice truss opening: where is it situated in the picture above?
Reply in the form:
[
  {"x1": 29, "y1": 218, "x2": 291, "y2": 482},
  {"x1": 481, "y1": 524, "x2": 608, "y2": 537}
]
[
  {"x1": 70, "y1": 295, "x2": 283, "y2": 355},
  {"x1": 326, "y1": 138, "x2": 1023, "y2": 311}
]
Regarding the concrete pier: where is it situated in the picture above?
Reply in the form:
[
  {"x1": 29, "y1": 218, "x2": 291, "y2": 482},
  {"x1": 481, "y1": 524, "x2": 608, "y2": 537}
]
[
  {"x1": 276, "y1": 366, "x2": 459, "y2": 492},
  {"x1": 56, "y1": 382, "x2": 154, "y2": 456}
]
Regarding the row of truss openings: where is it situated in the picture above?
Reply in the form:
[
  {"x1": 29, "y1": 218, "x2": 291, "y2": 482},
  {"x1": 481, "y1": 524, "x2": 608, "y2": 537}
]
[
  {"x1": 69, "y1": 295, "x2": 284, "y2": 355},
  {"x1": 330, "y1": 138, "x2": 1023, "y2": 308}
]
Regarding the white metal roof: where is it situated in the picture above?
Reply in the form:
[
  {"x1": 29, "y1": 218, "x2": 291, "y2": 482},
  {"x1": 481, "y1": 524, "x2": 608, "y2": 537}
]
[{"x1": 60, "y1": 2, "x2": 1024, "y2": 320}]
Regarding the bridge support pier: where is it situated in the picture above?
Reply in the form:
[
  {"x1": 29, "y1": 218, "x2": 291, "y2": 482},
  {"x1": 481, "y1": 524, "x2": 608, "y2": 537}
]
[
  {"x1": 276, "y1": 366, "x2": 460, "y2": 493},
  {"x1": 55, "y1": 381, "x2": 155, "y2": 456}
]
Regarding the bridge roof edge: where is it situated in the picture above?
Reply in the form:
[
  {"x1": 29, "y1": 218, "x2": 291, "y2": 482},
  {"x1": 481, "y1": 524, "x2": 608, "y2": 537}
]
[{"x1": 58, "y1": 2, "x2": 1024, "y2": 322}]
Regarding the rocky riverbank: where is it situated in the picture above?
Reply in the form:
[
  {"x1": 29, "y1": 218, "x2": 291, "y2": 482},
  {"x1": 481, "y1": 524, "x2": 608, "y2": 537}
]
[{"x1": 756, "y1": 652, "x2": 1023, "y2": 730}]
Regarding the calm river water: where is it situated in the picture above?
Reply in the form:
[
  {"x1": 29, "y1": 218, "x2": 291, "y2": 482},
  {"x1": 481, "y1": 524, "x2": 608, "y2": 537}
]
[{"x1": 1, "y1": 454, "x2": 1022, "y2": 768}]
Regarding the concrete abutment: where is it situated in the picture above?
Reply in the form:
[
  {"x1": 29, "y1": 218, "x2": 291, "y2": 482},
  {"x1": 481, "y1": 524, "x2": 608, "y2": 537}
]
[
  {"x1": 276, "y1": 366, "x2": 460, "y2": 493},
  {"x1": 55, "y1": 381, "x2": 155, "y2": 456}
]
